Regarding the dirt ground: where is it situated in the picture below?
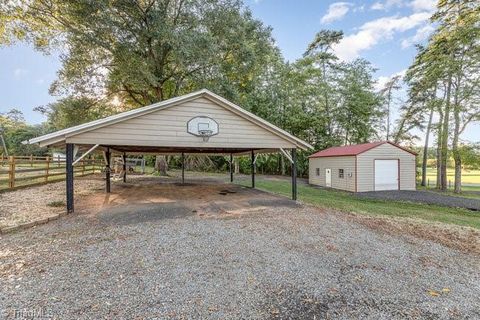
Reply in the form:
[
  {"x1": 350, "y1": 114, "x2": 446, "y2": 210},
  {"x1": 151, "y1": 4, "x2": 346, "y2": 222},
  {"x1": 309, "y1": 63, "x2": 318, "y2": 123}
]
[
  {"x1": 1, "y1": 176, "x2": 479, "y2": 318},
  {"x1": 79, "y1": 176, "x2": 292, "y2": 214}
]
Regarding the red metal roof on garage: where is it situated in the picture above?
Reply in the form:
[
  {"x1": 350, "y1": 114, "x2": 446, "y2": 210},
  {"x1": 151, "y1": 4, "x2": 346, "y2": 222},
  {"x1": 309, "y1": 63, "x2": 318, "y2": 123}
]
[{"x1": 309, "y1": 141, "x2": 417, "y2": 158}]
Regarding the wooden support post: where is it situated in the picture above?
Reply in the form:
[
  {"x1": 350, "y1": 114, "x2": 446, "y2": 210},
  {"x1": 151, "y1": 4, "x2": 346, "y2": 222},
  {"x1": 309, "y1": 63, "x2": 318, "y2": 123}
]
[
  {"x1": 30, "y1": 155, "x2": 33, "y2": 167},
  {"x1": 181, "y1": 152, "x2": 185, "y2": 184},
  {"x1": 8, "y1": 156, "x2": 15, "y2": 188},
  {"x1": 106, "y1": 148, "x2": 111, "y2": 193},
  {"x1": 122, "y1": 153, "x2": 127, "y2": 183},
  {"x1": 291, "y1": 148, "x2": 297, "y2": 201},
  {"x1": 230, "y1": 153, "x2": 233, "y2": 183},
  {"x1": 251, "y1": 150, "x2": 255, "y2": 188},
  {"x1": 45, "y1": 156, "x2": 50, "y2": 182},
  {"x1": 66, "y1": 143, "x2": 74, "y2": 213}
]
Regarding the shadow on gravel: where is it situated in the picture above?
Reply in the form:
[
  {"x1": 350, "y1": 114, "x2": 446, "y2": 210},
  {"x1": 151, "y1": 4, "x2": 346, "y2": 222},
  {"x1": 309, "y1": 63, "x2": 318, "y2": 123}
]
[{"x1": 97, "y1": 203, "x2": 193, "y2": 226}]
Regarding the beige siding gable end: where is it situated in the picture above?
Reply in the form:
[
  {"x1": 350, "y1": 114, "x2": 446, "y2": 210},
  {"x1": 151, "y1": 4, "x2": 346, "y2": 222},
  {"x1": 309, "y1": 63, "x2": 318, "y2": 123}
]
[{"x1": 67, "y1": 97, "x2": 297, "y2": 149}]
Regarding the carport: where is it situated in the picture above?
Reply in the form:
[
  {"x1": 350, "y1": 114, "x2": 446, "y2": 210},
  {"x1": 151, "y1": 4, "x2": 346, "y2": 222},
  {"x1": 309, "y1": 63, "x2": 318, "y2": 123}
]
[{"x1": 26, "y1": 89, "x2": 312, "y2": 213}]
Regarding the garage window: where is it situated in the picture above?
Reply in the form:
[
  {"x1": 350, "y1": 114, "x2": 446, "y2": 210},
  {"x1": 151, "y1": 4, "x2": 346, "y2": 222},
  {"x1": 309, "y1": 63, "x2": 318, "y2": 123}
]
[
  {"x1": 316, "y1": 168, "x2": 320, "y2": 176},
  {"x1": 338, "y1": 169, "x2": 344, "y2": 179}
]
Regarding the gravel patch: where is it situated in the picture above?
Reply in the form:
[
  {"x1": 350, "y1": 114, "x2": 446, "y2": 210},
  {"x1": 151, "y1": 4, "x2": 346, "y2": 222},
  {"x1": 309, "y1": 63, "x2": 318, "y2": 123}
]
[
  {"x1": 1, "y1": 184, "x2": 479, "y2": 319},
  {"x1": 0, "y1": 175, "x2": 104, "y2": 228},
  {"x1": 356, "y1": 190, "x2": 480, "y2": 211}
]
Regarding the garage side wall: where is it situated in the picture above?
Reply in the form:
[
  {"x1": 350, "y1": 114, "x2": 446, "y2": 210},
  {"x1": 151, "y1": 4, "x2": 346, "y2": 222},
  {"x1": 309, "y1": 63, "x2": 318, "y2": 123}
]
[
  {"x1": 66, "y1": 97, "x2": 296, "y2": 149},
  {"x1": 356, "y1": 143, "x2": 416, "y2": 192},
  {"x1": 309, "y1": 156, "x2": 356, "y2": 192}
]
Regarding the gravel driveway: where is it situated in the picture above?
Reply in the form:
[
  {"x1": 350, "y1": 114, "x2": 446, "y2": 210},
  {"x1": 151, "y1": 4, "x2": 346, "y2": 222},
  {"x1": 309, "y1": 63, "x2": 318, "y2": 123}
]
[
  {"x1": 1, "y1": 179, "x2": 479, "y2": 319},
  {"x1": 356, "y1": 190, "x2": 480, "y2": 211}
]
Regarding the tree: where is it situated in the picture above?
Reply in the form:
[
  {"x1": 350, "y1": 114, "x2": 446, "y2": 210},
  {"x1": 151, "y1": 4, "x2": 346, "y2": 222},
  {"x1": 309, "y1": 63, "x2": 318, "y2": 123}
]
[
  {"x1": 34, "y1": 97, "x2": 115, "y2": 131},
  {"x1": 404, "y1": 0, "x2": 480, "y2": 192},
  {"x1": 303, "y1": 30, "x2": 343, "y2": 145},
  {"x1": 0, "y1": 109, "x2": 47, "y2": 155},
  {"x1": 336, "y1": 59, "x2": 383, "y2": 144},
  {"x1": 2, "y1": 0, "x2": 277, "y2": 173},
  {"x1": 1, "y1": 0, "x2": 275, "y2": 105},
  {"x1": 379, "y1": 75, "x2": 402, "y2": 141},
  {"x1": 458, "y1": 143, "x2": 480, "y2": 170}
]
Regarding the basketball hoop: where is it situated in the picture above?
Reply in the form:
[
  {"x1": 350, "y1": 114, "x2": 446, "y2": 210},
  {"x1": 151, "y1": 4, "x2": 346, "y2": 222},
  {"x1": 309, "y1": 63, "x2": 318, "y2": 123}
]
[
  {"x1": 187, "y1": 116, "x2": 219, "y2": 142},
  {"x1": 198, "y1": 129, "x2": 213, "y2": 142}
]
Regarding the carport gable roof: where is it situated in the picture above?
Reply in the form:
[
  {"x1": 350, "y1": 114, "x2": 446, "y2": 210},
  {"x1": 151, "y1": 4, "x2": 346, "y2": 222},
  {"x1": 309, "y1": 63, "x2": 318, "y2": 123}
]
[
  {"x1": 309, "y1": 141, "x2": 417, "y2": 158},
  {"x1": 26, "y1": 89, "x2": 313, "y2": 150}
]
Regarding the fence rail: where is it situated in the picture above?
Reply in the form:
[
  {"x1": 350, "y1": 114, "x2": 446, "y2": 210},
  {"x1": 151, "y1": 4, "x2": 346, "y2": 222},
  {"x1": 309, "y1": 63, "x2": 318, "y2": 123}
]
[{"x1": 0, "y1": 155, "x2": 103, "y2": 191}]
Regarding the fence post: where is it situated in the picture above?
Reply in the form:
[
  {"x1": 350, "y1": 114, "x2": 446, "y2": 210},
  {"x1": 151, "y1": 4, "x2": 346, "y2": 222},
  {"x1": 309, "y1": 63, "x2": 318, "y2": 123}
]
[
  {"x1": 92, "y1": 158, "x2": 95, "y2": 174},
  {"x1": 57, "y1": 155, "x2": 61, "y2": 167},
  {"x1": 45, "y1": 156, "x2": 50, "y2": 182},
  {"x1": 8, "y1": 156, "x2": 15, "y2": 188},
  {"x1": 30, "y1": 154, "x2": 33, "y2": 167},
  {"x1": 82, "y1": 159, "x2": 85, "y2": 176}
]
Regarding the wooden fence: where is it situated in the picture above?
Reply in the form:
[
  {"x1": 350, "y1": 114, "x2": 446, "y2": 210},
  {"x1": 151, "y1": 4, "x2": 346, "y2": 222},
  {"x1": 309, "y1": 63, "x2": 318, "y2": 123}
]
[{"x1": 0, "y1": 155, "x2": 104, "y2": 191}]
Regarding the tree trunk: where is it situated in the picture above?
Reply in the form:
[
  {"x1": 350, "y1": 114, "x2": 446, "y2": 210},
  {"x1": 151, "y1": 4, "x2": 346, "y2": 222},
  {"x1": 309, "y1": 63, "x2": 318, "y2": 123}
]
[
  {"x1": 280, "y1": 155, "x2": 286, "y2": 175},
  {"x1": 440, "y1": 78, "x2": 452, "y2": 191},
  {"x1": 234, "y1": 158, "x2": 240, "y2": 174},
  {"x1": 452, "y1": 144, "x2": 462, "y2": 193},
  {"x1": 386, "y1": 87, "x2": 392, "y2": 141},
  {"x1": 435, "y1": 109, "x2": 444, "y2": 189},
  {"x1": 452, "y1": 88, "x2": 462, "y2": 193},
  {"x1": 421, "y1": 107, "x2": 434, "y2": 187},
  {"x1": 155, "y1": 155, "x2": 168, "y2": 175}
]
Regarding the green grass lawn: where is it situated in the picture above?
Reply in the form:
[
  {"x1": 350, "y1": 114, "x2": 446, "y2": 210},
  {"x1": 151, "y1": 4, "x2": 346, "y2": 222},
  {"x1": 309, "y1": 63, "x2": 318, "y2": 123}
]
[
  {"x1": 424, "y1": 167, "x2": 480, "y2": 187},
  {"x1": 235, "y1": 176, "x2": 480, "y2": 230}
]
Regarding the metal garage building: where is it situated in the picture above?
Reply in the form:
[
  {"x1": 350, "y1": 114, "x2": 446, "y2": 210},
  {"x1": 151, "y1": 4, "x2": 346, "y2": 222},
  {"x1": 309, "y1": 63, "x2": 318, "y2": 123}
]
[
  {"x1": 27, "y1": 89, "x2": 312, "y2": 212},
  {"x1": 308, "y1": 142, "x2": 416, "y2": 192}
]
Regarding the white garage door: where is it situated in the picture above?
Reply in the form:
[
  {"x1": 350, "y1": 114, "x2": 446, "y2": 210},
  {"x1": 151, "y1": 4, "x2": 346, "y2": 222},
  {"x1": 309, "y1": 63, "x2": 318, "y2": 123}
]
[{"x1": 374, "y1": 160, "x2": 399, "y2": 191}]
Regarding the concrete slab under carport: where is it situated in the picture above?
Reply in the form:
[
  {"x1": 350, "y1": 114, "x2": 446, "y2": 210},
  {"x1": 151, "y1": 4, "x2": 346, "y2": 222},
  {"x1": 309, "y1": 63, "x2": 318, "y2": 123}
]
[{"x1": 75, "y1": 175, "x2": 301, "y2": 223}]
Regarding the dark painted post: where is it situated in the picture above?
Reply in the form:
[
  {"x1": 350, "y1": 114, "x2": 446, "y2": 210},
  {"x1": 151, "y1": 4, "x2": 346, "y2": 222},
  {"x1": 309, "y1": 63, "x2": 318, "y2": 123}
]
[
  {"x1": 66, "y1": 143, "x2": 74, "y2": 213},
  {"x1": 291, "y1": 148, "x2": 297, "y2": 201},
  {"x1": 105, "y1": 148, "x2": 111, "y2": 193},
  {"x1": 230, "y1": 153, "x2": 233, "y2": 183},
  {"x1": 122, "y1": 152, "x2": 127, "y2": 183},
  {"x1": 251, "y1": 150, "x2": 255, "y2": 188},
  {"x1": 181, "y1": 152, "x2": 185, "y2": 184}
]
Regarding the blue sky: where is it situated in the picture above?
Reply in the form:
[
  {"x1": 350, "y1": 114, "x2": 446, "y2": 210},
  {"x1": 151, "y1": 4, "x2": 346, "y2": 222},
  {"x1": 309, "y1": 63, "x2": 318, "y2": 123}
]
[{"x1": 0, "y1": 0, "x2": 478, "y2": 142}]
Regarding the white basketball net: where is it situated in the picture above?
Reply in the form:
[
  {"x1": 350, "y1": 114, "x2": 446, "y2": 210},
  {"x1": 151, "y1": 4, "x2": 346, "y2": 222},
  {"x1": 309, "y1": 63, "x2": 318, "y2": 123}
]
[{"x1": 198, "y1": 129, "x2": 213, "y2": 142}]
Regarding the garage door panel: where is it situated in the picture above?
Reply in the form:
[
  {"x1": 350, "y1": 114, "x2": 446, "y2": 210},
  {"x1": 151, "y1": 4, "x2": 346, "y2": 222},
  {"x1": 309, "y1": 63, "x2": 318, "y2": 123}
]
[{"x1": 375, "y1": 160, "x2": 399, "y2": 191}]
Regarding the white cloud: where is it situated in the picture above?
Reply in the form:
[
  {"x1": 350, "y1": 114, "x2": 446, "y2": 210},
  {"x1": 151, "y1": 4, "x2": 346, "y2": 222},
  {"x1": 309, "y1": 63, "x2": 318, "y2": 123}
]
[
  {"x1": 13, "y1": 68, "x2": 28, "y2": 79},
  {"x1": 401, "y1": 24, "x2": 435, "y2": 48},
  {"x1": 371, "y1": 2, "x2": 385, "y2": 10},
  {"x1": 321, "y1": 2, "x2": 352, "y2": 24},
  {"x1": 333, "y1": 12, "x2": 431, "y2": 61},
  {"x1": 370, "y1": 0, "x2": 404, "y2": 11},
  {"x1": 409, "y1": 0, "x2": 437, "y2": 12}
]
